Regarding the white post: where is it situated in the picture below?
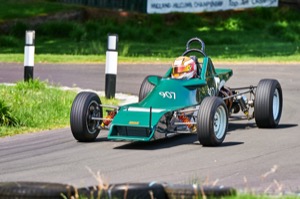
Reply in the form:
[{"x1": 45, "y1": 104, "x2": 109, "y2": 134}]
[
  {"x1": 105, "y1": 34, "x2": 118, "y2": 98},
  {"x1": 24, "y1": 30, "x2": 35, "y2": 81}
]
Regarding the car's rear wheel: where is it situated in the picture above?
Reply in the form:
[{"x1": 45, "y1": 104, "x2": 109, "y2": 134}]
[
  {"x1": 138, "y1": 75, "x2": 159, "y2": 102},
  {"x1": 254, "y1": 79, "x2": 283, "y2": 128},
  {"x1": 70, "y1": 92, "x2": 102, "y2": 142},
  {"x1": 197, "y1": 97, "x2": 228, "y2": 146}
]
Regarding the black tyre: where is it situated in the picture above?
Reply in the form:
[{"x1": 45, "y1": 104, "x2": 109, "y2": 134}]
[
  {"x1": 138, "y1": 76, "x2": 160, "y2": 102},
  {"x1": 104, "y1": 183, "x2": 167, "y2": 199},
  {"x1": 254, "y1": 79, "x2": 283, "y2": 128},
  {"x1": 164, "y1": 184, "x2": 236, "y2": 198},
  {"x1": 77, "y1": 183, "x2": 167, "y2": 199},
  {"x1": 70, "y1": 92, "x2": 102, "y2": 142},
  {"x1": 197, "y1": 97, "x2": 228, "y2": 146},
  {"x1": 0, "y1": 182, "x2": 75, "y2": 199}
]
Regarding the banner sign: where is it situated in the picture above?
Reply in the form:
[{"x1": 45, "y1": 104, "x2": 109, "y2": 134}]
[{"x1": 147, "y1": 0, "x2": 278, "y2": 14}]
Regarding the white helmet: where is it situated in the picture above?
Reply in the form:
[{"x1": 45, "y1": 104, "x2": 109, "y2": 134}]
[{"x1": 171, "y1": 56, "x2": 197, "y2": 79}]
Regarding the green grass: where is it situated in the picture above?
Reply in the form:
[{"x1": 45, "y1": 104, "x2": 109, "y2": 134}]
[
  {"x1": 224, "y1": 194, "x2": 299, "y2": 199},
  {"x1": 1, "y1": 52, "x2": 300, "y2": 64},
  {"x1": 0, "y1": 80, "x2": 118, "y2": 137},
  {"x1": 0, "y1": 1, "x2": 300, "y2": 63},
  {"x1": 0, "y1": 0, "x2": 78, "y2": 23}
]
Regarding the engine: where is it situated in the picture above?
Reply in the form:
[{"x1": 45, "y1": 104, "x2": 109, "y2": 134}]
[
  {"x1": 219, "y1": 86, "x2": 255, "y2": 119},
  {"x1": 219, "y1": 86, "x2": 233, "y2": 111}
]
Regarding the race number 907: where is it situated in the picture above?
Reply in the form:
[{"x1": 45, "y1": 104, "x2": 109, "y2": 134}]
[{"x1": 159, "y1": 91, "x2": 176, "y2": 100}]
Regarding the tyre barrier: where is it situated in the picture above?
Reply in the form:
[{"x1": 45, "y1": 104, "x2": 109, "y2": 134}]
[
  {"x1": 79, "y1": 183, "x2": 168, "y2": 199},
  {"x1": 0, "y1": 181, "x2": 236, "y2": 199},
  {"x1": 0, "y1": 182, "x2": 75, "y2": 199},
  {"x1": 164, "y1": 184, "x2": 237, "y2": 199}
]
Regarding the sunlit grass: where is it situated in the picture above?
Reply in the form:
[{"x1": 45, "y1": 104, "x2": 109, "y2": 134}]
[
  {"x1": 0, "y1": 52, "x2": 299, "y2": 64},
  {"x1": 0, "y1": 80, "x2": 118, "y2": 137}
]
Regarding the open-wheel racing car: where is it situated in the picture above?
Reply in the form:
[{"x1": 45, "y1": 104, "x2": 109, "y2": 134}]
[{"x1": 70, "y1": 37, "x2": 283, "y2": 146}]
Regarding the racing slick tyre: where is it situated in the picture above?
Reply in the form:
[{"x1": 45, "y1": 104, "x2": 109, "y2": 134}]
[
  {"x1": 70, "y1": 92, "x2": 103, "y2": 142},
  {"x1": 254, "y1": 79, "x2": 283, "y2": 128},
  {"x1": 197, "y1": 97, "x2": 228, "y2": 146},
  {"x1": 138, "y1": 75, "x2": 160, "y2": 102}
]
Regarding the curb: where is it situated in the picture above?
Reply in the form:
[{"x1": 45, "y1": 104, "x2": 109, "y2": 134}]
[
  {"x1": 1, "y1": 83, "x2": 139, "y2": 105},
  {"x1": 54, "y1": 86, "x2": 139, "y2": 105}
]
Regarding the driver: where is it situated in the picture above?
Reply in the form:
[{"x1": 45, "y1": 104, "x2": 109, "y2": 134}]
[{"x1": 171, "y1": 56, "x2": 197, "y2": 79}]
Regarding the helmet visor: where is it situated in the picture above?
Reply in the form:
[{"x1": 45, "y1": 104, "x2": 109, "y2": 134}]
[{"x1": 173, "y1": 64, "x2": 191, "y2": 74}]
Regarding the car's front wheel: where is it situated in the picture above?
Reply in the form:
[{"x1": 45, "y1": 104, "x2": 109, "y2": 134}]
[
  {"x1": 70, "y1": 92, "x2": 102, "y2": 142},
  {"x1": 197, "y1": 97, "x2": 228, "y2": 146}
]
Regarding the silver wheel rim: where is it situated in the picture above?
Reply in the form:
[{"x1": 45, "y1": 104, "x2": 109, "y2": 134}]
[
  {"x1": 273, "y1": 89, "x2": 280, "y2": 120},
  {"x1": 214, "y1": 105, "x2": 226, "y2": 139},
  {"x1": 86, "y1": 100, "x2": 100, "y2": 134}
]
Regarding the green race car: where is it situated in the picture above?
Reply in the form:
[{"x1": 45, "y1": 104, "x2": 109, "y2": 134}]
[{"x1": 70, "y1": 38, "x2": 283, "y2": 146}]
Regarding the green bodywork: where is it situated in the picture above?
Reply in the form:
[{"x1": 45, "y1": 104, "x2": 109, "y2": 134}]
[{"x1": 108, "y1": 57, "x2": 232, "y2": 141}]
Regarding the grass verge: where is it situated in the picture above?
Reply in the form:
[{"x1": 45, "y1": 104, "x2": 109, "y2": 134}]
[
  {"x1": 0, "y1": 0, "x2": 79, "y2": 22},
  {"x1": 0, "y1": 53, "x2": 300, "y2": 64},
  {"x1": 0, "y1": 79, "x2": 117, "y2": 137}
]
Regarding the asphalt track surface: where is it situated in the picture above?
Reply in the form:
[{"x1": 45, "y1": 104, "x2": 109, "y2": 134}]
[{"x1": 0, "y1": 62, "x2": 299, "y2": 194}]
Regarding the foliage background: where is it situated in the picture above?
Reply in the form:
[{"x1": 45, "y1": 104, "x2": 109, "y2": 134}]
[{"x1": 0, "y1": 0, "x2": 299, "y2": 62}]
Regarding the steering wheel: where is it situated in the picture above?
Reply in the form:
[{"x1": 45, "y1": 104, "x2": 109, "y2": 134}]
[{"x1": 182, "y1": 37, "x2": 207, "y2": 57}]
